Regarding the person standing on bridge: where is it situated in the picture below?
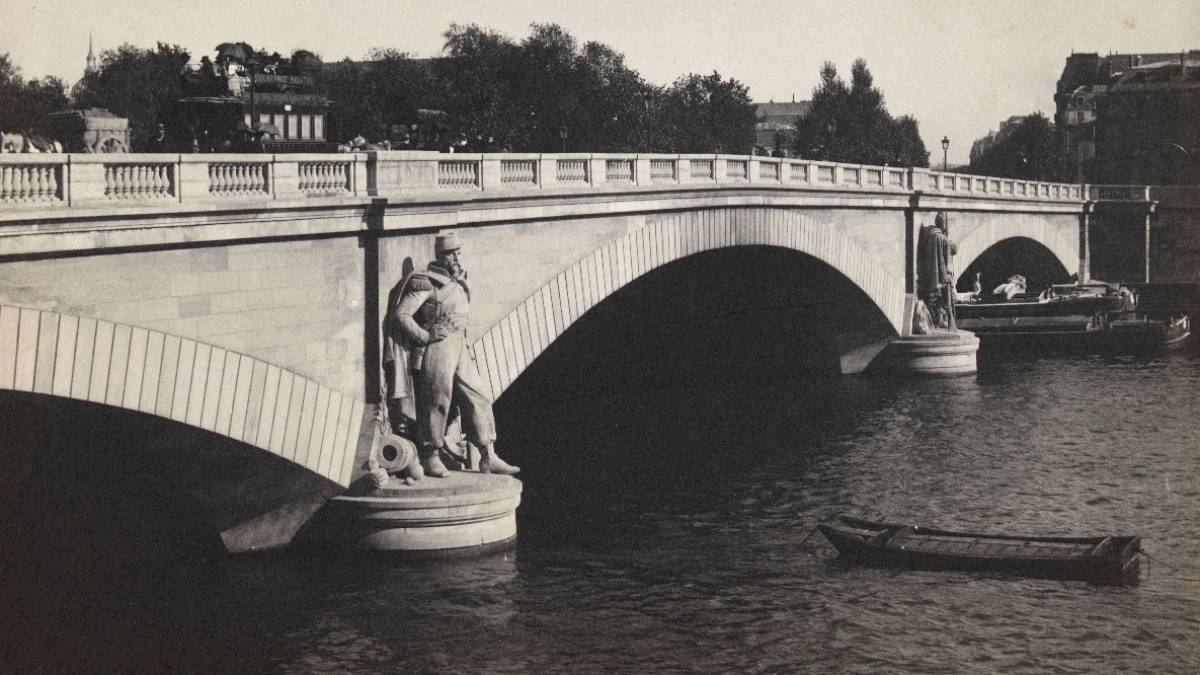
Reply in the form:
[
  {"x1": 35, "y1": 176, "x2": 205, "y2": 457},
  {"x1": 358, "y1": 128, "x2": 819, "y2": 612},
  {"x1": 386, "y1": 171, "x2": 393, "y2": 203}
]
[{"x1": 387, "y1": 232, "x2": 520, "y2": 478}]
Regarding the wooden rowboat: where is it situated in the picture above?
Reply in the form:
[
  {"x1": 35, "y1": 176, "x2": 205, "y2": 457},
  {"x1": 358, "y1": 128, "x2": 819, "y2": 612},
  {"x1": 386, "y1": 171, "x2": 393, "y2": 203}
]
[{"x1": 818, "y1": 515, "x2": 1140, "y2": 585}]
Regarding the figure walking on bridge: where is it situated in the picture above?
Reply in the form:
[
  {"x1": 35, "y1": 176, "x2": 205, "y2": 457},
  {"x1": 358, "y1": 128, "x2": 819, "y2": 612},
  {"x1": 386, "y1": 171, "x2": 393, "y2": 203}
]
[
  {"x1": 916, "y1": 211, "x2": 958, "y2": 331},
  {"x1": 384, "y1": 232, "x2": 520, "y2": 478}
]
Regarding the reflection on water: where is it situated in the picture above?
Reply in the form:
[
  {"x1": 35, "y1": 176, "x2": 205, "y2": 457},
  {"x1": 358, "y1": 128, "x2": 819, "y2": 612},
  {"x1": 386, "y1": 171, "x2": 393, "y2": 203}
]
[{"x1": 3, "y1": 351, "x2": 1200, "y2": 673}]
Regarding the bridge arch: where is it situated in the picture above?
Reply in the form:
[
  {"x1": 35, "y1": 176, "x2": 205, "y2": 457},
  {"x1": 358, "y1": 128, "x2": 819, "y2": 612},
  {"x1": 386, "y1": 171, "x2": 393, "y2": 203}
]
[
  {"x1": 468, "y1": 207, "x2": 907, "y2": 399},
  {"x1": 953, "y1": 215, "x2": 1079, "y2": 285},
  {"x1": 0, "y1": 304, "x2": 363, "y2": 487}
]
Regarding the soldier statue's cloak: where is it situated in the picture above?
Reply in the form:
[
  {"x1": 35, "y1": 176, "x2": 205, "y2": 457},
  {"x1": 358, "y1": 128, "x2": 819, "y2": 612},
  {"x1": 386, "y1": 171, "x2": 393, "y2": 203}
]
[
  {"x1": 917, "y1": 225, "x2": 956, "y2": 296},
  {"x1": 381, "y1": 266, "x2": 459, "y2": 402}
]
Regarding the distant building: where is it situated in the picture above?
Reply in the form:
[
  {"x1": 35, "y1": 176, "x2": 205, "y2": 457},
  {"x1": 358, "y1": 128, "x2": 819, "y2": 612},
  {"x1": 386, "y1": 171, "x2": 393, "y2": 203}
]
[
  {"x1": 969, "y1": 115, "x2": 1028, "y2": 165},
  {"x1": 1055, "y1": 50, "x2": 1200, "y2": 184},
  {"x1": 85, "y1": 33, "x2": 98, "y2": 75},
  {"x1": 752, "y1": 100, "x2": 810, "y2": 157}
]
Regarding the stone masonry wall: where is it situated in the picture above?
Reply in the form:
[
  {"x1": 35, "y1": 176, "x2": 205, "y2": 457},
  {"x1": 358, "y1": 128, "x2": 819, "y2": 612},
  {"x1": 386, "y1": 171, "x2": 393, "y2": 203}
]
[{"x1": 0, "y1": 237, "x2": 366, "y2": 396}]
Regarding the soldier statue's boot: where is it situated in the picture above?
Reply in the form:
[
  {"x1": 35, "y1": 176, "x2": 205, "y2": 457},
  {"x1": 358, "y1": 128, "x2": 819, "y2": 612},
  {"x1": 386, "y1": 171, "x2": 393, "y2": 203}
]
[
  {"x1": 479, "y1": 445, "x2": 520, "y2": 475},
  {"x1": 420, "y1": 447, "x2": 450, "y2": 478}
]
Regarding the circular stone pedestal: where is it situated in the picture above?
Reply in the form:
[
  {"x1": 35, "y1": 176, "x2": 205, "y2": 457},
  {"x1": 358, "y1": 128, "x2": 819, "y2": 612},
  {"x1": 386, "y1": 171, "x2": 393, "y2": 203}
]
[
  {"x1": 313, "y1": 472, "x2": 522, "y2": 554},
  {"x1": 880, "y1": 331, "x2": 980, "y2": 376}
]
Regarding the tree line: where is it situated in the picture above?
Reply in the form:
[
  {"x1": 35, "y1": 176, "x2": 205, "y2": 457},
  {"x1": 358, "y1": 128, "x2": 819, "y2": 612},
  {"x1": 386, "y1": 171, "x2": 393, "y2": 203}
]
[{"x1": 2, "y1": 23, "x2": 944, "y2": 167}]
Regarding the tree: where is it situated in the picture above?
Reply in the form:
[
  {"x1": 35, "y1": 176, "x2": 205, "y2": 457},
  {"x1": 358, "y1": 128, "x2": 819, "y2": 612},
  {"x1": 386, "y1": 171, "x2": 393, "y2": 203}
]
[
  {"x1": 514, "y1": 23, "x2": 589, "y2": 151},
  {"x1": 888, "y1": 115, "x2": 930, "y2": 168},
  {"x1": 0, "y1": 53, "x2": 69, "y2": 135},
  {"x1": 657, "y1": 71, "x2": 756, "y2": 154},
  {"x1": 967, "y1": 113, "x2": 1063, "y2": 180},
  {"x1": 793, "y1": 59, "x2": 928, "y2": 166},
  {"x1": 794, "y1": 62, "x2": 849, "y2": 160},
  {"x1": 573, "y1": 42, "x2": 650, "y2": 152},
  {"x1": 73, "y1": 42, "x2": 191, "y2": 150},
  {"x1": 434, "y1": 23, "x2": 523, "y2": 147},
  {"x1": 432, "y1": 22, "x2": 653, "y2": 152}
]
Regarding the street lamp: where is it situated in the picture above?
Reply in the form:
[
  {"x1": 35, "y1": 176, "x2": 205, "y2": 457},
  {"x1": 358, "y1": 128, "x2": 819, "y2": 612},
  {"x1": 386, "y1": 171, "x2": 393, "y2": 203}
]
[
  {"x1": 941, "y1": 136, "x2": 949, "y2": 172},
  {"x1": 559, "y1": 125, "x2": 568, "y2": 153},
  {"x1": 643, "y1": 92, "x2": 656, "y2": 152}
]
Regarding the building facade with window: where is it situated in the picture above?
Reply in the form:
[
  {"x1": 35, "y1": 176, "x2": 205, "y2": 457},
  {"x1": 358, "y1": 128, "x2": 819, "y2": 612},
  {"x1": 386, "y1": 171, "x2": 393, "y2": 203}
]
[{"x1": 1055, "y1": 50, "x2": 1200, "y2": 184}]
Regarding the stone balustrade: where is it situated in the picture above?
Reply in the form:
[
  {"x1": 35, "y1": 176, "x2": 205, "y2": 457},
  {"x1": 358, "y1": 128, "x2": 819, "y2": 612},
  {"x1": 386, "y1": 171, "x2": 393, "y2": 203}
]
[
  {"x1": 0, "y1": 153, "x2": 368, "y2": 210},
  {"x1": 0, "y1": 150, "x2": 1108, "y2": 214}
]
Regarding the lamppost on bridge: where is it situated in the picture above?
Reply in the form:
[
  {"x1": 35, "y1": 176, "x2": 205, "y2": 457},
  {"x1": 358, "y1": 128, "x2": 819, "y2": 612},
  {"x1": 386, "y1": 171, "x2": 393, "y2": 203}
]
[
  {"x1": 559, "y1": 125, "x2": 568, "y2": 153},
  {"x1": 941, "y1": 136, "x2": 950, "y2": 172}
]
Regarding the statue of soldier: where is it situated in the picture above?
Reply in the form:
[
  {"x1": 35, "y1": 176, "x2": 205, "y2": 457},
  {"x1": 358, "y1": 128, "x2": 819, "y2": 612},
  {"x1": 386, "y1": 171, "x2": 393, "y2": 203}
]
[
  {"x1": 385, "y1": 232, "x2": 520, "y2": 478},
  {"x1": 916, "y1": 211, "x2": 958, "y2": 331}
]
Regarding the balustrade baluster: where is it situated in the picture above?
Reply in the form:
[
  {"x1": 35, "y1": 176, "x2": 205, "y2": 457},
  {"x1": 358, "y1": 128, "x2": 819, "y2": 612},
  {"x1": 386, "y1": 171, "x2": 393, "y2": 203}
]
[
  {"x1": 43, "y1": 165, "x2": 58, "y2": 201},
  {"x1": 19, "y1": 167, "x2": 32, "y2": 201},
  {"x1": 31, "y1": 166, "x2": 47, "y2": 201}
]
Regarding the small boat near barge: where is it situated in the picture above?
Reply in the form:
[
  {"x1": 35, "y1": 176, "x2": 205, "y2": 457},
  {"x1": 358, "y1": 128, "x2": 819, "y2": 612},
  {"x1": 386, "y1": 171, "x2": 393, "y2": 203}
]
[
  {"x1": 1101, "y1": 311, "x2": 1191, "y2": 353},
  {"x1": 818, "y1": 515, "x2": 1140, "y2": 585}
]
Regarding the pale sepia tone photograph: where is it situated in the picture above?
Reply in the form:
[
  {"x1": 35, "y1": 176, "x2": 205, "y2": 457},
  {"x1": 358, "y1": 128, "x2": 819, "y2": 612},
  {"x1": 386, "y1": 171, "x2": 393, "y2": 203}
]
[{"x1": 2, "y1": 1, "x2": 1198, "y2": 672}]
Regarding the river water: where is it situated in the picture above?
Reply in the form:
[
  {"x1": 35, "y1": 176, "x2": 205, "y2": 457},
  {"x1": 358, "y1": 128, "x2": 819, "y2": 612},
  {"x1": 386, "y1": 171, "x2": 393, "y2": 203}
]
[{"x1": 4, "y1": 348, "x2": 1200, "y2": 674}]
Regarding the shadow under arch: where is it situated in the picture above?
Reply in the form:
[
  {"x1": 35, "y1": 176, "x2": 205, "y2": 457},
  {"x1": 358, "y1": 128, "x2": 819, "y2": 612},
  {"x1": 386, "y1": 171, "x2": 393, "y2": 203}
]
[
  {"x1": 956, "y1": 236, "x2": 1075, "y2": 295},
  {"x1": 468, "y1": 207, "x2": 908, "y2": 402},
  {"x1": 0, "y1": 389, "x2": 344, "y2": 560},
  {"x1": 491, "y1": 244, "x2": 901, "y2": 549},
  {"x1": 953, "y1": 217, "x2": 1078, "y2": 290}
]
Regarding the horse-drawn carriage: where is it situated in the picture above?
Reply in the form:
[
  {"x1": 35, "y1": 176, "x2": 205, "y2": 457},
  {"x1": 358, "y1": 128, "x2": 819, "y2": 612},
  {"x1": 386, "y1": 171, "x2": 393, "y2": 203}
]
[{"x1": 47, "y1": 108, "x2": 130, "y2": 153}]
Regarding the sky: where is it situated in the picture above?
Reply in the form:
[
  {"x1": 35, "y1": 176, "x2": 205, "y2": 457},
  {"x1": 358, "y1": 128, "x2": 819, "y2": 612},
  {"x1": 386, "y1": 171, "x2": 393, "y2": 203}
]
[{"x1": 2, "y1": 0, "x2": 1196, "y2": 164}]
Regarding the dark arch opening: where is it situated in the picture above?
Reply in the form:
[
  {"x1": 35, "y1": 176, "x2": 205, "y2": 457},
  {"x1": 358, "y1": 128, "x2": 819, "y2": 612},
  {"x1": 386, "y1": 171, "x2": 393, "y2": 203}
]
[
  {"x1": 0, "y1": 391, "x2": 343, "y2": 671},
  {"x1": 0, "y1": 391, "x2": 339, "y2": 574},
  {"x1": 493, "y1": 246, "x2": 892, "y2": 546},
  {"x1": 957, "y1": 236, "x2": 1073, "y2": 295}
]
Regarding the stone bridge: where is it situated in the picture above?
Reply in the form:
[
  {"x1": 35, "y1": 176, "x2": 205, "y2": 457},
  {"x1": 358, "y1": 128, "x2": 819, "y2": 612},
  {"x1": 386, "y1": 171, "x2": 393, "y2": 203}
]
[{"x1": 1, "y1": 151, "x2": 1193, "y2": 551}]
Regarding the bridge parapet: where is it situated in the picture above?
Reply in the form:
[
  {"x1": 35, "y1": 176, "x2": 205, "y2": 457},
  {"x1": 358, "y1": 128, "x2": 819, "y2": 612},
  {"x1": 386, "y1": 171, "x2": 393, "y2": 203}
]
[
  {"x1": 917, "y1": 169, "x2": 1085, "y2": 201},
  {"x1": 2, "y1": 151, "x2": 1088, "y2": 215},
  {"x1": 0, "y1": 153, "x2": 369, "y2": 210}
]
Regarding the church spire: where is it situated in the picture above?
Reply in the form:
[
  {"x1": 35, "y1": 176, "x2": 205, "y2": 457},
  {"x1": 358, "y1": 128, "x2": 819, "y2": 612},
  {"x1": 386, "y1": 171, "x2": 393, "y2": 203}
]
[{"x1": 86, "y1": 32, "x2": 97, "y2": 74}]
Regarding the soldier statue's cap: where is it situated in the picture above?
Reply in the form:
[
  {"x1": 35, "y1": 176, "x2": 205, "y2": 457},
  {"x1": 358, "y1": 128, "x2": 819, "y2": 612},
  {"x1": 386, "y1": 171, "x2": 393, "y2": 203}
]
[
  {"x1": 934, "y1": 212, "x2": 947, "y2": 227},
  {"x1": 435, "y1": 232, "x2": 462, "y2": 255}
]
